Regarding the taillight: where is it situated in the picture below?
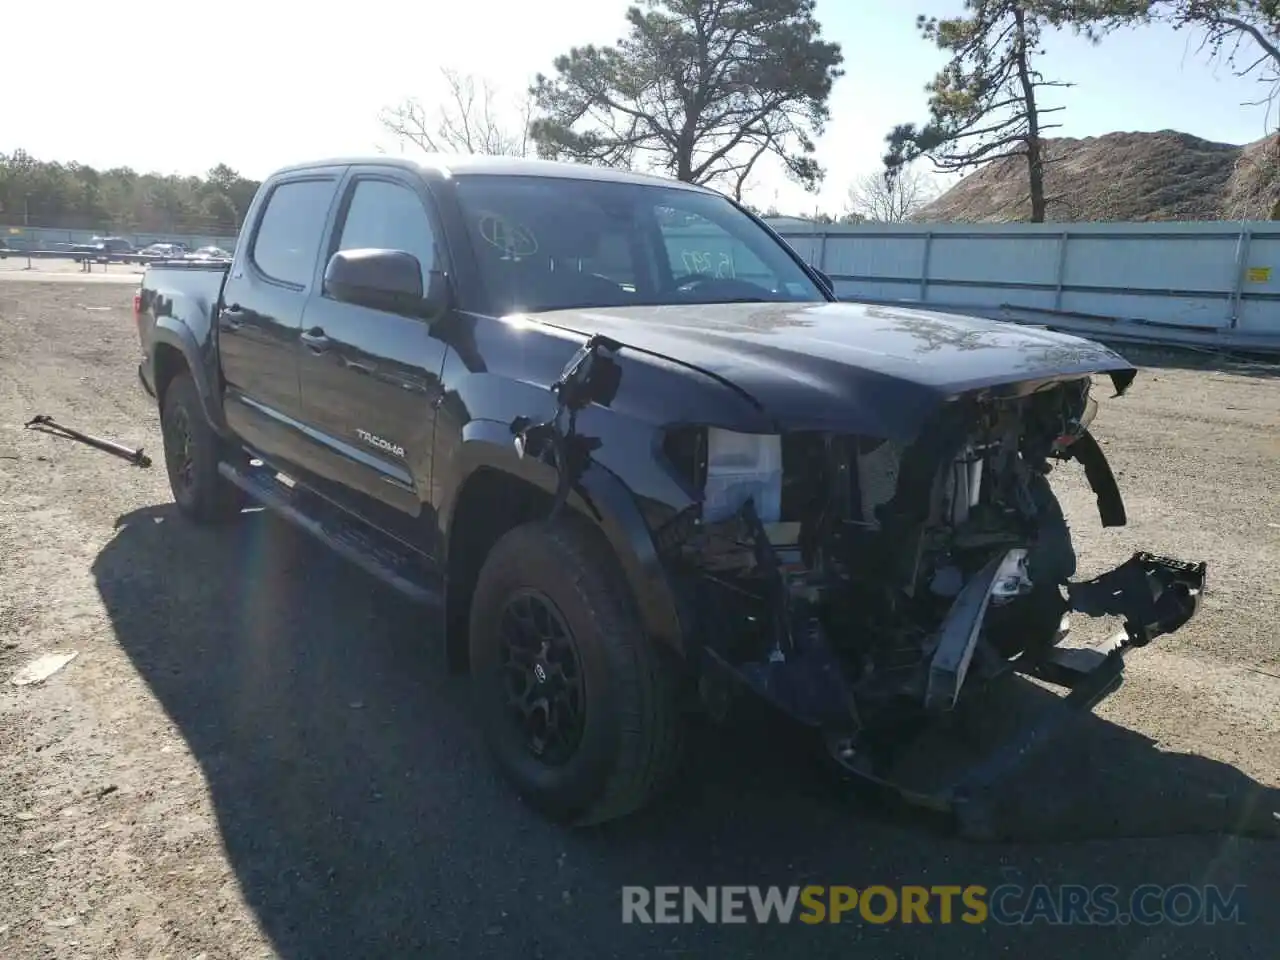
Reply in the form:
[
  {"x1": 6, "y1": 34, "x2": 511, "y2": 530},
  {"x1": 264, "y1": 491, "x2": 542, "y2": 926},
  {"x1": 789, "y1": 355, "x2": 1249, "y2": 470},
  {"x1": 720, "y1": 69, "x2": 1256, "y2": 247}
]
[{"x1": 133, "y1": 292, "x2": 142, "y2": 315}]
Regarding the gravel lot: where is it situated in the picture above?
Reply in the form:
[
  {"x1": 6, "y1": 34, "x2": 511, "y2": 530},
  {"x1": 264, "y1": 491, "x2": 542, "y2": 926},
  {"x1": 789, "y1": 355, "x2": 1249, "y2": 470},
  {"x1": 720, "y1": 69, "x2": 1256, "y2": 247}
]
[{"x1": 1, "y1": 278, "x2": 1277, "y2": 959}]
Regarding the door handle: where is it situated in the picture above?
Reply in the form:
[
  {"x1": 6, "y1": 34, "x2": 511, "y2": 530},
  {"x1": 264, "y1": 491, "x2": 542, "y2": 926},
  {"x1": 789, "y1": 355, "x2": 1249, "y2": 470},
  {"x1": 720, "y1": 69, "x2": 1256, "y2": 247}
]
[
  {"x1": 300, "y1": 327, "x2": 331, "y2": 352},
  {"x1": 220, "y1": 303, "x2": 245, "y2": 330}
]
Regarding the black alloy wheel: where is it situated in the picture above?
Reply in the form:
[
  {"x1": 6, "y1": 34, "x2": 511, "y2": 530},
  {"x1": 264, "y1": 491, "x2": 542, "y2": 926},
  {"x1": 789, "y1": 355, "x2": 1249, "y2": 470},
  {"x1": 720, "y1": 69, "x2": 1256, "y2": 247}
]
[
  {"x1": 164, "y1": 403, "x2": 196, "y2": 497},
  {"x1": 469, "y1": 519, "x2": 685, "y2": 825},
  {"x1": 159, "y1": 372, "x2": 244, "y2": 524},
  {"x1": 498, "y1": 589, "x2": 586, "y2": 766}
]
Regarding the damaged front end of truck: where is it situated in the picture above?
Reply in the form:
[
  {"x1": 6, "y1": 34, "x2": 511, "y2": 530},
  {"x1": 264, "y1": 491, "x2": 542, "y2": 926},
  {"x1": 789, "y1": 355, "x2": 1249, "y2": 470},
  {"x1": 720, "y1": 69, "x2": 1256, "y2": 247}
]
[
  {"x1": 652, "y1": 371, "x2": 1206, "y2": 828},
  {"x1": 516, "y1": 331, "x2": 1207, "y2": 832}
]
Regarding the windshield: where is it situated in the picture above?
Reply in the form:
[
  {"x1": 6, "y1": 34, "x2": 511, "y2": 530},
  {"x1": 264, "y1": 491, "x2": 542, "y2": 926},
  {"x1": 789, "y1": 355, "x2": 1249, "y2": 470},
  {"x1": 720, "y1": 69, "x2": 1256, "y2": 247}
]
[{"x1": 452, "y1": 174, "x2": 827, "y2": 314}]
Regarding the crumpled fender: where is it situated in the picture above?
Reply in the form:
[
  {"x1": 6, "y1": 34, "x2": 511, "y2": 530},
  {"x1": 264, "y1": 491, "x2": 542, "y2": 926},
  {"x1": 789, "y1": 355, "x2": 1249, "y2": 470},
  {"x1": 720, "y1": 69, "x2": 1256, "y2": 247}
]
[{"x1": 442, "y1": 419, "x2": 686, "y2": 656}]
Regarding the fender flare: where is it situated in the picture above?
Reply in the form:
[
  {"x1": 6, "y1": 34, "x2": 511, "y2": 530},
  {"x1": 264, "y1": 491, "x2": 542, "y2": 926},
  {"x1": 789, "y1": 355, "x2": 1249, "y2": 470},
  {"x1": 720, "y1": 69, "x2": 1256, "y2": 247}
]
[
  {"x1": 1068, "y1": 429, "x2": 1126, "y2": 528},
  {"x1": 150, "y1": 319, "x2": 229, "y2": 434},
  {"x1": 442, "y1": 419, "x2": 686, "y2": 656}
]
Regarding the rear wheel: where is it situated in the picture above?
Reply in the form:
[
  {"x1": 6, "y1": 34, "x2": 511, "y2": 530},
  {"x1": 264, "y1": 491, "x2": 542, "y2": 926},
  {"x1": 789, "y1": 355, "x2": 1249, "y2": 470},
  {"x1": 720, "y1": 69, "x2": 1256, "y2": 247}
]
[
  {"x1": 469, "y1": 519, "x2": 684, "y2": 825},
  {"x1": 160, "y1": 372, "x2": 244, "y2": 524}
]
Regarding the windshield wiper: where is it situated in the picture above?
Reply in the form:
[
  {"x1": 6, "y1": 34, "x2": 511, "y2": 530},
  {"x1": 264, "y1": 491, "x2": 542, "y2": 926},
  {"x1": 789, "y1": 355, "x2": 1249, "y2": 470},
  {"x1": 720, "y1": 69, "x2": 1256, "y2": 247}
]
[
  {"x1": 520, "y1": 295, "x2": 791, "y2": 312},
  {"x1": 694, "y1": 297, "x2": 777, "y2": 304}
]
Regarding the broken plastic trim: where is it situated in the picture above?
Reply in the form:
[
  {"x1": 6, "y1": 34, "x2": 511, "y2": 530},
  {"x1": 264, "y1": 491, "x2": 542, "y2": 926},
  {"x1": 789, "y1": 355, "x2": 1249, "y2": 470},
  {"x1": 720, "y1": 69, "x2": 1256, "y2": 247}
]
[
  {"x1": 1067, "y1": 551, "x2": 1207, "y2": 648},
  {"x1": 1065, "y1": 430, "x2": 1126, "y2": 528},
  {"x1": 1108, "y1": 368, "x2": 1138, "y2": 397},
  {"x1": 828, "y1": 551, "x2": 1206, "y2": 827},
  {"x1": 510, "y1": 334, "x2": 623, "y2": 520}
]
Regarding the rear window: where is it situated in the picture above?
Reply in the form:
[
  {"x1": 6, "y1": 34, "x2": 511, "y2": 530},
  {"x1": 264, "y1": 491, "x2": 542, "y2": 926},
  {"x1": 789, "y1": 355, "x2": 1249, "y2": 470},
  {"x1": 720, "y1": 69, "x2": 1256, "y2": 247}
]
[{"x1": 250, "y1": 178, "x2": 336, "y2": 286}]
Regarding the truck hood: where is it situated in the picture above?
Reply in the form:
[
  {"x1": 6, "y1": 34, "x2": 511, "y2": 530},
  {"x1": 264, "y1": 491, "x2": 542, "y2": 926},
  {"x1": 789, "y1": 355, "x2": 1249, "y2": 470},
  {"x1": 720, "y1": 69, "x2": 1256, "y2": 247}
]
[{"x1": 533, "y1": 301, "x2": 1136, "y2": 439}]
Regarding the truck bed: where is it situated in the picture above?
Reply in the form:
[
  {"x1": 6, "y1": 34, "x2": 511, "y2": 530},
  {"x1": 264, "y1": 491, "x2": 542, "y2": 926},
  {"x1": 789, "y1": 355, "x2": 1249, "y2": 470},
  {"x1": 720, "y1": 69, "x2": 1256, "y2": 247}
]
[
  {"x1": 137, "y1": 260, "x2": 232, "y2": 383},
  {"x1": 140, "y1": 259, "x2": 229, "y2": 311}
]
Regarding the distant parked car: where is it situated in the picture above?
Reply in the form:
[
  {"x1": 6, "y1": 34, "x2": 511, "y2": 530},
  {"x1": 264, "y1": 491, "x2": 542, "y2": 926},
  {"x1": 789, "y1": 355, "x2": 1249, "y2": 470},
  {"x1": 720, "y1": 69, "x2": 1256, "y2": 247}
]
[
  {"x1": 88, "y1": 236, "x2": 136, "y2": 263},
  {"x1": 184, "y1": 245, "x2": 233, "y2": 260},
  {"x1": 139, "y1": 243, "x2": 186, "y2": 258},
  {"x1": 0, "y1": 238, "x2": 8, "y2": 259}
]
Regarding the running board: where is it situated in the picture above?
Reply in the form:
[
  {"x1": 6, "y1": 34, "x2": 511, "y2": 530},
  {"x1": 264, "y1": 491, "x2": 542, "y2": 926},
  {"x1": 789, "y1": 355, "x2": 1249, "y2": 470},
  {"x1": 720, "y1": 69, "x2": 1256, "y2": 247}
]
[{"x1": 217, "y1": 460, "x2": 443, "y2": 606}]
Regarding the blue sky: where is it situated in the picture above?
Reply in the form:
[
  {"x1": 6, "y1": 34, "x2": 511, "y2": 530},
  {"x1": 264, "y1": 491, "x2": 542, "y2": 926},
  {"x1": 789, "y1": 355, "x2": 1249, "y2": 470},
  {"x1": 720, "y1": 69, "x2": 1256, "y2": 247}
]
[{"x1": 2, "y1": 1, "x2": 1271, "y2": 212}]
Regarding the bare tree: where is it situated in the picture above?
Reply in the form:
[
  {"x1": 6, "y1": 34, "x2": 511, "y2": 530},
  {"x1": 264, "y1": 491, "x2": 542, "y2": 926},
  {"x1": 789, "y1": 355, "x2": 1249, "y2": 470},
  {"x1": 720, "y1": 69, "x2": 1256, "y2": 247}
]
[
  {"x1": 846, "y1": 165, "x2": 940, "y2": 221},
  {"x1": 380, "y1": 68, "x2": 534, "y2": 157},
  {"x1": 885, "y1": 2, "x2": 1076, "y2": 222},
  {"x1": 1077, "y1": 2, "x2": 1280, "y2": 129},
  {"x1": 1157, "y1": 2, "x2": 1279, "y2": 129}
]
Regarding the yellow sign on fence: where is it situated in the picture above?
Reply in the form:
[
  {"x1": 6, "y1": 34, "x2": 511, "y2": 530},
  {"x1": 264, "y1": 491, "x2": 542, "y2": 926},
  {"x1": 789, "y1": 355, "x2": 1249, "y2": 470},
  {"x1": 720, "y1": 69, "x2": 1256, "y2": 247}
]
[{"x1": 1246, "y1": 266, "x2": 1272, "y2": 283}]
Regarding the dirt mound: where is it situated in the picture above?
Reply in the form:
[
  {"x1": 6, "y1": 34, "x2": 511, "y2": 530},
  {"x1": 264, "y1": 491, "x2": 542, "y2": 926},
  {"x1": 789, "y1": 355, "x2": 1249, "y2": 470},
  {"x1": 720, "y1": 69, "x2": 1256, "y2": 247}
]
[{"x1": 919, "y1": 130, "x2": 1280, "y2": 222}]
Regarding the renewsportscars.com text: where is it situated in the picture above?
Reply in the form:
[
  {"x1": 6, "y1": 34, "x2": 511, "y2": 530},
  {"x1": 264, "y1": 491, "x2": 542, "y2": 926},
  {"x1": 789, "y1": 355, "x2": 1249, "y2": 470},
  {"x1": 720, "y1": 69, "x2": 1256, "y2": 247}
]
[{"x1": 621, "y1": 884, "x2": 1246, "y2": 926}]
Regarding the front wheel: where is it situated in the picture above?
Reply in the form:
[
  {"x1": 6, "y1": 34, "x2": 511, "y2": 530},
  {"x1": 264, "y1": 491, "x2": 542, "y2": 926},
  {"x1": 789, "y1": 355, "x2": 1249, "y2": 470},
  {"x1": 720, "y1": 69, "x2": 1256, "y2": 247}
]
[
  {"x1": 160, "y1": 372, "x2": 244, "y2": 524},
  {"x1": 469, "y1": 519, "x2": 684, "y2": 825}
]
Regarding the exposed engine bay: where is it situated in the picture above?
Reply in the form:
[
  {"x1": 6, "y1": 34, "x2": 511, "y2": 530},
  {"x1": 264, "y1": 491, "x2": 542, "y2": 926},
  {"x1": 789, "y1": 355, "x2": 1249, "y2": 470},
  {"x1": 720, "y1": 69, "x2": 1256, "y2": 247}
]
[{"x1": 654, "y1": 377, "x2": 1206, "y2": 756}]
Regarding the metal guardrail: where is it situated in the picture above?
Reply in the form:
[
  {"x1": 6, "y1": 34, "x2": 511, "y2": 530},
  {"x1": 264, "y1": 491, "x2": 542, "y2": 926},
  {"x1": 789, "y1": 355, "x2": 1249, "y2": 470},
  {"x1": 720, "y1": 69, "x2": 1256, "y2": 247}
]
[
  {"x1": 2, "y1": 225, "x2": 239, "y2": 252},
  {"x1": 0, "y1": 248, "x2": 229, "y2": 271}
]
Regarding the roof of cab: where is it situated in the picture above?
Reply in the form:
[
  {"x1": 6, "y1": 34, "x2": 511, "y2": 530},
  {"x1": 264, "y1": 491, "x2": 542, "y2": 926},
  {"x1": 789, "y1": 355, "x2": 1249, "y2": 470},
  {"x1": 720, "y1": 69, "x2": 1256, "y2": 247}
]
[{"x1": 268, "y1": 154, "x2": 716, "y2": 192}]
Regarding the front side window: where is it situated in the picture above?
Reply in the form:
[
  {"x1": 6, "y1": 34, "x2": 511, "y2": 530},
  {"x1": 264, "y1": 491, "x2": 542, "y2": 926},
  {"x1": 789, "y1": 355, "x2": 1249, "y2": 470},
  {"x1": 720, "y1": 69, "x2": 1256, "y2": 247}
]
[
  {"x1": 333, "y1": 179, "x2": 438, "y2": 286},
  {"x1": 251, "y1": 178, "x2": 336, "y2": 286},
  {"x1": 452, "y1": 175, "x2": 826, "y2": 315}
]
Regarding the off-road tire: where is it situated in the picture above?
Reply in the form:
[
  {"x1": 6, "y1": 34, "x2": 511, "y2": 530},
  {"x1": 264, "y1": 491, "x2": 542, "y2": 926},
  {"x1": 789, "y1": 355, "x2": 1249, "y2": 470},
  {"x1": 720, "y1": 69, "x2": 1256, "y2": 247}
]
[
  {"x1": 469, "y1": 518, "x2": 684, "y2": 825},
  {"x1": 160, "y1": 373, "x2": 244, "y2": 524}
]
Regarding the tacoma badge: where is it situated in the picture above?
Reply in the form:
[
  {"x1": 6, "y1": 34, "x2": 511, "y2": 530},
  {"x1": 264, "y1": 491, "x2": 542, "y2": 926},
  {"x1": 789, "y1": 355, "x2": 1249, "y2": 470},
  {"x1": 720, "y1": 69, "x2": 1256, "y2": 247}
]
[{"x1": 356, "y1": 428, "x2": 405, "y2": 458}]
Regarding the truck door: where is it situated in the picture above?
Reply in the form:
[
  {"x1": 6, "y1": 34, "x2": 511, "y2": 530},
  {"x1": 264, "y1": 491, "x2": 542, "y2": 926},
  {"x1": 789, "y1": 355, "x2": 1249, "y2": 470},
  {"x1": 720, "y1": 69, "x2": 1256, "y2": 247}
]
[
  {"x1": 294, "y1": 168, "x2": 451, "y2": 557},
  {"x1": 218, "y1": 171, "x2": 342, "y2": 471}
]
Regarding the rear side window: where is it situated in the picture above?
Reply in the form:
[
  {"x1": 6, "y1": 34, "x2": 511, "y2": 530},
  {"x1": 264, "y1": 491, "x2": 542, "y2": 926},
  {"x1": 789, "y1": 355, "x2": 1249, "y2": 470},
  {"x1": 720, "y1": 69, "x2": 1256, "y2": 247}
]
[
  {"x1": 250, "y1": 179, "x2": 336, "y2": 286},
  {"x1": 334, "y1": 179, "x2": 438, "y2": 286}
]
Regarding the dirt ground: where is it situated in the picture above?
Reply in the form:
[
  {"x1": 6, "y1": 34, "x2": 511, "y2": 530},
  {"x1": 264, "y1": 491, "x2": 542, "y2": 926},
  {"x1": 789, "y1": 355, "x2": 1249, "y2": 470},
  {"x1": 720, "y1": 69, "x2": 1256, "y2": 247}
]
[{"x1": 1, "y1": 278, "x2": 1277, "y2": 959}]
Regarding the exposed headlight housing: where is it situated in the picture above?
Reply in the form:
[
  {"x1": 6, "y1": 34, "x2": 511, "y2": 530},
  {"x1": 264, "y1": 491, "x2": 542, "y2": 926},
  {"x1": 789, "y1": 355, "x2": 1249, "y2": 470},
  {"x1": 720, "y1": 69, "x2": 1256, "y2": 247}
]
[{"x1": 703, "y1": 428, "x2": 783, "y2": 524}]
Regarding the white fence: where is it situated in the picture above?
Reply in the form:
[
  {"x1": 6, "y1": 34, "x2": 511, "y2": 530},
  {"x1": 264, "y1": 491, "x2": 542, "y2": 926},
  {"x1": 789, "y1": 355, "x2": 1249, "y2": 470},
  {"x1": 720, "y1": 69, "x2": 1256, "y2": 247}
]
[{"x1": 771, "y1": 220, "x2": 1280, "y2": 352}]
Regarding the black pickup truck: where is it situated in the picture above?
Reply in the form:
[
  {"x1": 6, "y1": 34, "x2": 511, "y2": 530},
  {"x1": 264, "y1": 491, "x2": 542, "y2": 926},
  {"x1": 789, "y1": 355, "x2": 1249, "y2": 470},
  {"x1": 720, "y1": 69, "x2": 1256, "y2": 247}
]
[{"x1": 135, "y1": 155, "x2": 1206, "y2": 832}]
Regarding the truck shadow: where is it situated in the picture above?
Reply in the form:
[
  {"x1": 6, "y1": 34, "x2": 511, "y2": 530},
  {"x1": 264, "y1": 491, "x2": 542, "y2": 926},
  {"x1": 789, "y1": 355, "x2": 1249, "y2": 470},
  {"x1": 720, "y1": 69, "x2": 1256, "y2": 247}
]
[{"x1": 92, "y1": 504, "x2": 1279, "y2": 958}]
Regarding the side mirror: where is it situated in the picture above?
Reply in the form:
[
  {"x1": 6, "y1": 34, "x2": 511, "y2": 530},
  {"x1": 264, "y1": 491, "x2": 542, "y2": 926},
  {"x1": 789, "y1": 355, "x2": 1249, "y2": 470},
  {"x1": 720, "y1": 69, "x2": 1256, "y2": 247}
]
[{"x1": 324, "y1": 248, "x2": 438, "y2": 317}]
